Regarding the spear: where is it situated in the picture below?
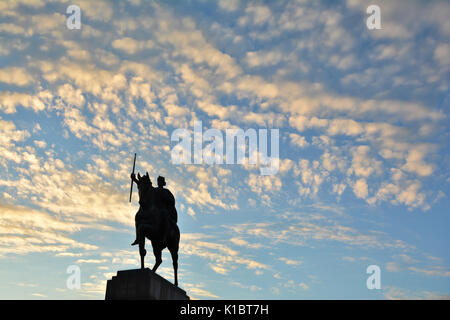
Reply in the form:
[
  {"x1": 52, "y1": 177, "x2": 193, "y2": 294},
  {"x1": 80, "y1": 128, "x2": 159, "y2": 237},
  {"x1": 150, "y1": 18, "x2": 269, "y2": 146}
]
[{"x1": 129, "y1": 153, "x2": 136, "y2": 202}]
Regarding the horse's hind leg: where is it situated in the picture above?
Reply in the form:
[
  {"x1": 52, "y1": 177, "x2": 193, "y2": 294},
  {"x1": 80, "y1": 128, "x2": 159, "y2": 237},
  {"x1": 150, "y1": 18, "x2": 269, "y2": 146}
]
[
  {"x1": 169, "y1": 247, "x2": 178, "y2": 287},
  {"x1": 152, "y1": 246, "x2": 162, "y2": 273}
]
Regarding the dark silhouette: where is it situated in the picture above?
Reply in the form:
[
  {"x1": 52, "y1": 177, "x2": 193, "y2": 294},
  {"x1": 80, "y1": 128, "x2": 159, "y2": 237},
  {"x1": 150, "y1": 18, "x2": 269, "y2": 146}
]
[
  {"x1": 129, "y1": 153, "x2": 136, "y2": 202},
  {"x1": 130, "y1": 172, "x2": 180, "y2": 287}
]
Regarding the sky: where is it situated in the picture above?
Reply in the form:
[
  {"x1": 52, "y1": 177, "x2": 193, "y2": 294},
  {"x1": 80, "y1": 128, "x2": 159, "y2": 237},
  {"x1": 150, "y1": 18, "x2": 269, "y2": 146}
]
[{"x1": 0, "y1": 0, "x2": 449, "y2": 300}]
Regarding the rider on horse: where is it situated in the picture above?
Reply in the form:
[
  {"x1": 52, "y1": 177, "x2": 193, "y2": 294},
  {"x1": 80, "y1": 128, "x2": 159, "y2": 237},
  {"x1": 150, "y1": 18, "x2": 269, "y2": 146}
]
[
  {"x1": 131, "y1": 173, "x2": 177, "y2": 246},
  {"x1": 129, "y1": 171, "x2": 181, "y2": 286}
]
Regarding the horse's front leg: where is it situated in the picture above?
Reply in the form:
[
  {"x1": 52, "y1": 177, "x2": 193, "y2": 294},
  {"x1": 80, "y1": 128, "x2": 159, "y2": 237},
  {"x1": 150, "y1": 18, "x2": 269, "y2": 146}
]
[
  {"x1": 139, "y1": 246, "x2": 146, "y2": 269},
  {"x1": 152, "y1": 244, "x2": 162, "y2": 273},
  {"x1": 138, "y1": 226, "x2": 146, "y2": 269}
]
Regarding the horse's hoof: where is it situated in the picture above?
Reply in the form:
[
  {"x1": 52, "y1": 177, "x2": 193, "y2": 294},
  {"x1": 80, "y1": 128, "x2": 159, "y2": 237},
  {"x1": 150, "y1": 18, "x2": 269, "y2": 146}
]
[{"x1": 131, "y1": 240, "x2": 139, "y2": 246}]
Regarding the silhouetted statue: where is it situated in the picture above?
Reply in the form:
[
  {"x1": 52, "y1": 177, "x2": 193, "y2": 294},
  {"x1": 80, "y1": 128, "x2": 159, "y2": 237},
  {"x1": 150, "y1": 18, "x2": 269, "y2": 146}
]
[{"x1": 131, "y1": 172, "x2": 180, "y2": 287}]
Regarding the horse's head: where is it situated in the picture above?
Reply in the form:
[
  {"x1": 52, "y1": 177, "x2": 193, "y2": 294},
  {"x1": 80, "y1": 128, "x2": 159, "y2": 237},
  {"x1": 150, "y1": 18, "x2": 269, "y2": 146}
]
[{"x1": 137, "y1": 172, "x2": 152, "y2": 206}]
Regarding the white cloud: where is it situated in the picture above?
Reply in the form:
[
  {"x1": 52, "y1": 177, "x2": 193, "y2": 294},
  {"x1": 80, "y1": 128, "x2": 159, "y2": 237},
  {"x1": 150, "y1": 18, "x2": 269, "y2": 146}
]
[
  {"x1": 245, "y1": 50, "x2": 284, "y2": 68},
  {"x1": 353, "y1": 178, "x2": 368, "y2": 199},
  {"x1": 0, "y1": 67, "x2": 34, "y2": 86},
  {"x1": 112, "y1": 37, "x2": 154, "y2": 55},
  {"x1": 0, "y1": 203, "x2": 97, "y2": 256},
  {"x1": 289, "y1": 133, "x2": 309, "y2": 148},
  {"x1": 218, "y1": 0, "x2": 240, "y2": 12},
  {"x1": 279, "y1": 257, "x2": 302, "y2": 266},
  {"x1": 402, "y1": 148, "x2": 434, "y2": 177},
  {"x1": 384, "y1": 286, "x2": 450, "y2": 300}
]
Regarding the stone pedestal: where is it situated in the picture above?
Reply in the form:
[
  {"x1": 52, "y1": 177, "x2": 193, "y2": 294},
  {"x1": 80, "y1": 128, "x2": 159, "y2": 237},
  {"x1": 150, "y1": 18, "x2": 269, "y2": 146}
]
[{"x1": 105, "y1": 268, "x2": 189, "y2": 300}]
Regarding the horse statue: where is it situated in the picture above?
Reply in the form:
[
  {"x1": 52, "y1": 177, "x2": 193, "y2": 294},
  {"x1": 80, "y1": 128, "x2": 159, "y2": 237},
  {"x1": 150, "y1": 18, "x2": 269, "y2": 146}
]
[{"x1": 131, "y1": 172, "x2": 180, "y2": 287}]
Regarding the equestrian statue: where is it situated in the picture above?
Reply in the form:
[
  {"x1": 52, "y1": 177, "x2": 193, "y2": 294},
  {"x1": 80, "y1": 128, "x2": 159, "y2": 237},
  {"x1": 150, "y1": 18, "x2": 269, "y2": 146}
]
[{"x1": 129, "y1": 154, "x2": 180, "y2": 286}]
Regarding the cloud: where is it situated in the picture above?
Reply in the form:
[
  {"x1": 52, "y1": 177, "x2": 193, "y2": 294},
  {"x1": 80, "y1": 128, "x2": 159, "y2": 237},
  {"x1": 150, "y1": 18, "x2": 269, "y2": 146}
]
[
  {"x1": 349, "y1": 146, "x2": 382, "y2": 178},
  {"x1": 384, "y1": 286, "x2": 450, "y2": 300},
  {"x1": 353, "y1": 178, "x2": 368, "y2": 199},
  {"x1": 183, "y1": 283, "x2": 219, "y2": 299},
  {"x1": 180, "y1": 233, "x2": 270, "y2": 276},
  {"x1": 0, "y1": 91, "x2": 50, "y2": 113},
  {"x1": 76, "y1": 259, "x2": 108, "y2": 264},
  {"x1": 0, "y1": 203, "x2": 97, "y2": 256},
  {"x1": 225, "y1": 210, "x2": 413, "y2": 251},
  {"x1": 0, "y1": 0, "x2": 442, "y2": 214},
  {"x1": 230, "y1": 237, "x2": 264, "y2": 249},
  {"x1": 434, "y1": 43, "x2": 450, "y2": 69},
  {"x1": 230, "y1": 281, "x2": 262, "y2": 292},
  {"x1": 33, "y1": 140, "x2": 47, "y2": 149},
  {"x1": 386, "y1": 262, "x2": 401, "y2": 272},
  {"x1": 76, "y1": 0, "x2": 114, "y2": 22},
  {"x1": 218, "y1": 0, "x2": 240, "y2": 12},
  {"x1": 112, "y1": 37, "x2": 153, "y2": 55},
  {"x1": 342, "y1": 256, "x2": 356, "y2": 263},
  {"x1": 0, "y1": 23, "x2": 32, "y2": 36},
  {"x1": 289, "y1": 133, "x2": 309, "y2": 148},
  {"x1": 0, "y1": 117, "x2": 30, "y2": 152},
  {"x1": 0, "y1": 67, "x2": 35, "y2": 86},
  {"x1": 247, "y1": 174, "x2": 282, "y2": 195},
  {"x1": 239, "y1": 5, "x2": 274, "y2": 27},
  {"x1": 402, "y1": 148, "x2": 434, "y2": 177},
  {"x1": 30, "y1": 12, "x2": 66, "y2": 35},
  {"x1": 299, "y1": 282, "x2": 309, "y2": 290},
  {"x1": 408, "y1": 267, "x2": 450, "y2": 277},
  {"x1": 245, "y1": 50, "x2": 284, "y2": 68},
  {"x1": 279, "y1": 257, "x2": 302, "y2": 266}
]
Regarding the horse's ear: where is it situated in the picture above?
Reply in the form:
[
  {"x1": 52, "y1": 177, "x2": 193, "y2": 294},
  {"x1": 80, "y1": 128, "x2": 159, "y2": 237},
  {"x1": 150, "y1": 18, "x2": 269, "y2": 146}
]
[
  {"x1": 146, "y1": 172, "x2": 149, "y2": 177},
  {"x1": 137, "y1": 172, "x2": 141, "y2": 180}
]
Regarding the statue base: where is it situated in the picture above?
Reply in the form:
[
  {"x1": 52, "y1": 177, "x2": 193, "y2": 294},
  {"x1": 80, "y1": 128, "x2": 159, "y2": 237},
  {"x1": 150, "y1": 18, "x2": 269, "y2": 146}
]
[{"x1": 105, "y1": 268, "x2": 189, "y2": 300}]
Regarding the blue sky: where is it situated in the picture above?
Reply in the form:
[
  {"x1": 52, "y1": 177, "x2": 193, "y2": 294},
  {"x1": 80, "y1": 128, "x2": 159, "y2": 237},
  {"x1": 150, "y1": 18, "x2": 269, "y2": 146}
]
[{"x1": 0, "y1": 0, "x2": 449, "y2": 299}]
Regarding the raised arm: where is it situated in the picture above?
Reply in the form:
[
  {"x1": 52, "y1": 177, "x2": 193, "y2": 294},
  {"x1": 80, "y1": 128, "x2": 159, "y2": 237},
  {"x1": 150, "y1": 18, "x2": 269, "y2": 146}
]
[{"x1": 131, "y1": 173, "x2": 139, "y2": 185}]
